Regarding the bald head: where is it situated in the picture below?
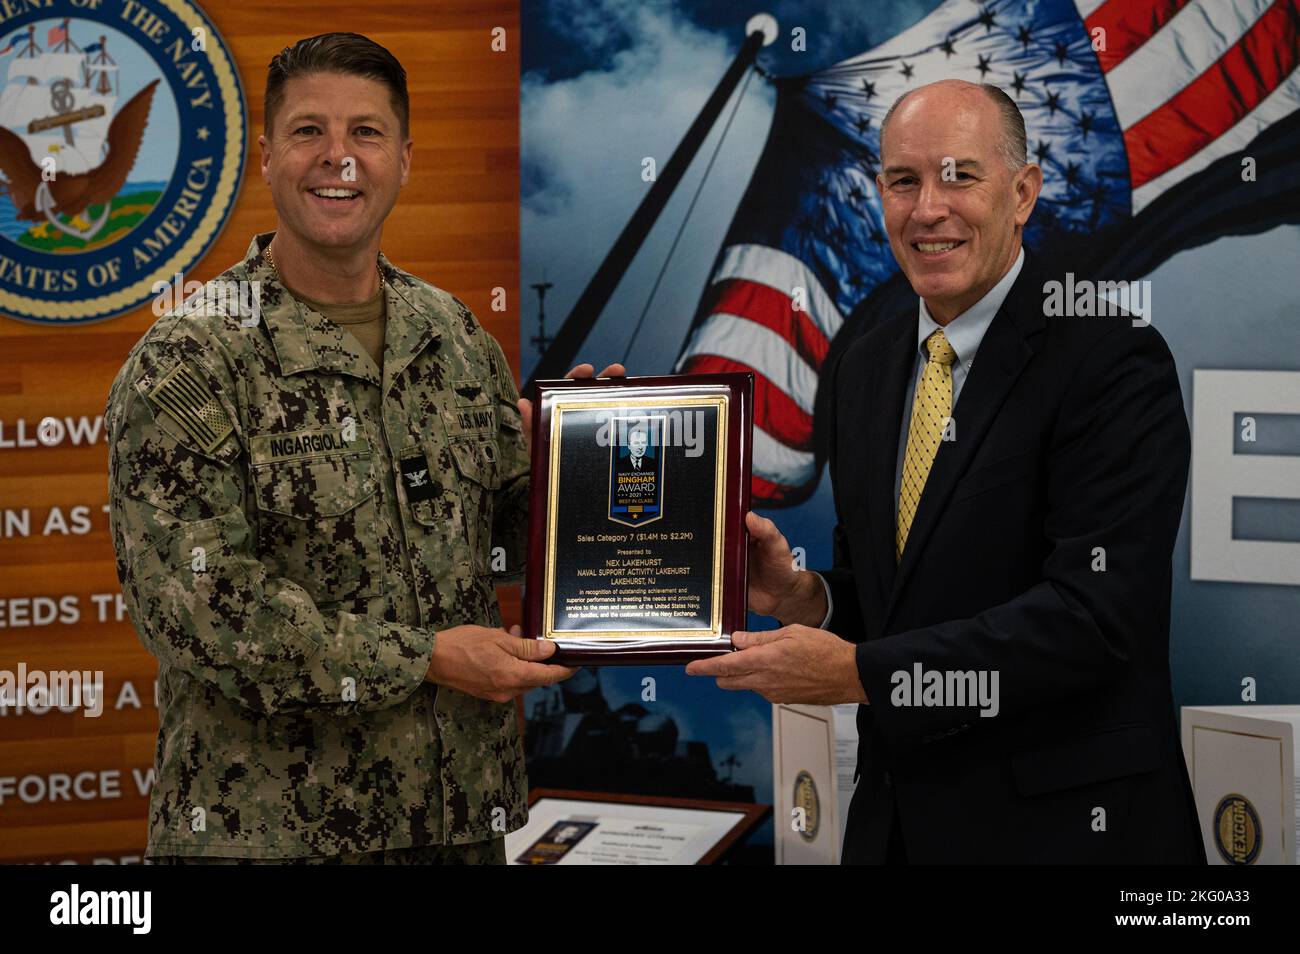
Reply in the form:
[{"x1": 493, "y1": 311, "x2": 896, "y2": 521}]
[
  {"x1": 873, "y1": 78, "x2": 1042, "y2": 325},
  {"x1": 882, "y1": 80, "x2": 1027, "y2": 171}
]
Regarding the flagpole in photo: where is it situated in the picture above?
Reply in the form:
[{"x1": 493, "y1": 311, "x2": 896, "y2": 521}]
[{"x1": 526, "y1": 13, "x2": 778, "y2": 388}]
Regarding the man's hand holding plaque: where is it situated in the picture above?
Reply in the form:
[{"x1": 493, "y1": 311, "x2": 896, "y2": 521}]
[
  {"x1": 426, "y1": 362, "x2": 625, "y2": 700},
  {"x1": 518, "y1": 362, "x2": 627, "y2": 455},
  {"x1": 742, "y1": 511, "x2": 828, "y2": 625},
  {"x1": 684, "y1": 510, "x2": 867, "y2": 705},
  {"x1": 426, "y1": 624, "x2": 574, "y2": 703}
]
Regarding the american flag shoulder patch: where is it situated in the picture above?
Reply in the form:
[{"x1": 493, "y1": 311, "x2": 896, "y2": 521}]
[{"x1": 146, "y1": 362, "x2": 234, "y2": 454}]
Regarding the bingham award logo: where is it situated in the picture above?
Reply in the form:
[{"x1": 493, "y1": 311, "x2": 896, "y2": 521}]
[
  {"x1": 0, "y1": 0, "x2": 245, "y2": 324},
  {"x1": 608, "y1": 416, "x2": 664, "y2": 527}
]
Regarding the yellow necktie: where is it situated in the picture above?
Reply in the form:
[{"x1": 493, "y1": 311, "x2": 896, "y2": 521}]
[{"x1": 897, "y1": 329, "x2": 957, "y2": 561}]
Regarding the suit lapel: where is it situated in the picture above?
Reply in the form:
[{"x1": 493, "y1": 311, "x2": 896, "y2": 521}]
[
  {"x1": 864, "y1": 317, "x2": 918, "y2": 610},
  {"x1": 882, "y1": 258, "x2": 1043, "y2": 625}
]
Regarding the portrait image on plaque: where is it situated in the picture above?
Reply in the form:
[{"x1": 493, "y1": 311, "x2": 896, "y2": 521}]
[
  {"x1": 608, "y1": 418, "x2": 664, "y2": 526},
  {"x1": 524, "y1": 373, "x2": 753, "y2": 665},
  {"x1": 514, "y1": 819, "x2": 599, "y2": 865}
]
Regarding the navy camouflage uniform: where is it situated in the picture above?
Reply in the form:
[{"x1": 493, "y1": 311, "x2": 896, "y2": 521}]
[{"x1": 106, "y1": 234, "x2": 529, "y2": 862}]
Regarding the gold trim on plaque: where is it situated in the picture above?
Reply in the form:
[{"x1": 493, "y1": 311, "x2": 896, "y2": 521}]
[{"x1": 544, "y1": 394, "x2": 728, "y2": 640}]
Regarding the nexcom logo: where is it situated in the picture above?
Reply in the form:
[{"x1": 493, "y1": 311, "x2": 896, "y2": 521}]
[{"x1": 49, "y1": 884, "x2": 151, "y2": 935}]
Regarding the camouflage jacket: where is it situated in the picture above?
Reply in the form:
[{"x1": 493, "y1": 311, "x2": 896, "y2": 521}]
[{"x1": 106, "y1": 234, "x2": 530, "y2": 858}]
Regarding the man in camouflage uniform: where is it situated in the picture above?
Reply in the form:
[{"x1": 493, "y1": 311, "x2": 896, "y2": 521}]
[{"x1": 106, "y1": 34, "x2": 615, "y2": 864}]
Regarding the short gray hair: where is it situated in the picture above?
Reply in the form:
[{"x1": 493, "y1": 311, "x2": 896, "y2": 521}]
[{"x1": 881, "y1": 82, "x2": 1027, "y2": 171}]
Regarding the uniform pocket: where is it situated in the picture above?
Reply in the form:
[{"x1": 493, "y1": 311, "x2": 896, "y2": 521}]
[
  {"x1": 448, "y1": 439, "x2": 501, "y2": 490},
  {"x1": 441, "y1": 379, "x2": 499, "y2": 442},
  {"x1": 448, "y1": 439, "x2": 500, "y2": 575},
  {"x1": 250, "y1": 452, "x2": 381, "y2": 603}
]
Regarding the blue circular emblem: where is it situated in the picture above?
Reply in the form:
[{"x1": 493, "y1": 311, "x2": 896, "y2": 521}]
[
  {"x1": 1213, "y1": 793, "x2": 1262, "y2": 865},
  {"x1": 0, "y1": 0, "x2": 246, "y2": 324}
]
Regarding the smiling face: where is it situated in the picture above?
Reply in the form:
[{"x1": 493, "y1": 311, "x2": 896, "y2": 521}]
[
  {"x1": 259, "y1": 71, "x2": 412, "y2": 256},
  {"x1": 876, "y1": 82, "x2": 1041, "y2": 323}
]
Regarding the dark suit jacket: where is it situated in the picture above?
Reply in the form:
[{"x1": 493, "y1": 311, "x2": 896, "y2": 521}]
[
  {"x1": 824, "y1": 249, "x2": 1205, "y2": 864},
  {"x1": 614, "y1": 450, "x2": 655, "y2": 477}
]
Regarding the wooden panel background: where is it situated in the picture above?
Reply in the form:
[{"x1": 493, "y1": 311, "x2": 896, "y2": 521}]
[{"x1": 0, "y1": 0, "x2": 520, "y2": 863}]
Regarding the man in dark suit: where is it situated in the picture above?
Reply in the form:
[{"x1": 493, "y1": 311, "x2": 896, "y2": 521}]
[{"x1": 687, "y1": 79, "x2": 1205, "y2": 864}]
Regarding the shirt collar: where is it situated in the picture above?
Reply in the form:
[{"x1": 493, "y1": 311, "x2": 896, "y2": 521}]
[
  {"x1": 916, "y1": 246, "x2": 1025, "y2": 367},
  {"x1": 242, "y1": 232, "x2": 437, "y2": 385}
]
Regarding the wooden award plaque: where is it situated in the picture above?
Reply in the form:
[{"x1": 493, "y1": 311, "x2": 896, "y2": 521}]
[{"x1": 524, "y1": 373, "x2": 752, "y2": 665}]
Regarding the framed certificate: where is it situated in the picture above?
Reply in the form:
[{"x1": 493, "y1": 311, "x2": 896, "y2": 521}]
[
  {"x1": 524, "y1": 373, "x2": 753, "y2": 665},
  {"x1": 506, "y1": 789, "x2": 770, "y2": 865}
]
